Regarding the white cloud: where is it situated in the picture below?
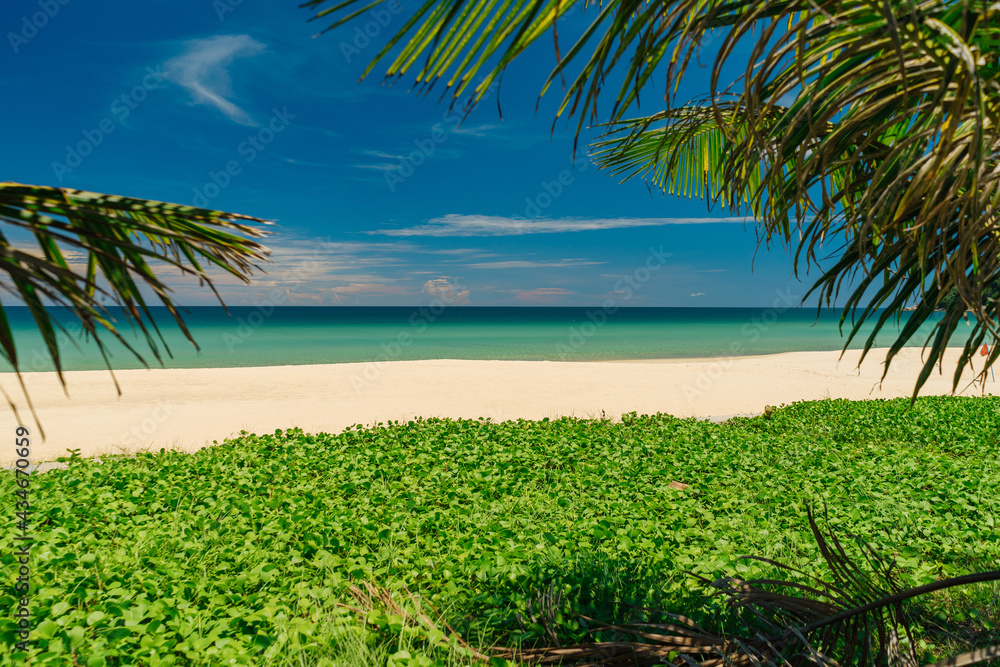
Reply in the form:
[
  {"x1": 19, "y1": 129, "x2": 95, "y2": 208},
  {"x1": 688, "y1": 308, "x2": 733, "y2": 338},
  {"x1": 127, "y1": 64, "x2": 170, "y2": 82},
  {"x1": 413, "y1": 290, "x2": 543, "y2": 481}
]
[
  {"x1": 165, "y1": 35, "x2": 266, "y2": 126},
  {"x1": 690, "y1": 292, "x2": 706, "y2": 297},
  {"x1": 368, "y1": 214, "x2": 753, "y2": 237},
  {"x1": 465, "y1": 259, "x2": 604, "y2": 269},
  {"x1": 422, "y1": 278, "x2": 471, "y2": 304}
]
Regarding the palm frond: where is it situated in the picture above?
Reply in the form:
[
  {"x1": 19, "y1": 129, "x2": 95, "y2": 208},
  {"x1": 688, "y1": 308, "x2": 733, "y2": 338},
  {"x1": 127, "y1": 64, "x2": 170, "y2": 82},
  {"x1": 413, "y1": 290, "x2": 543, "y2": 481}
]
[
  {"x1": 492, "y1": 508, "x2": 1000, "y2": 666},
  {"x1": 588, "y1": 1, "x2": 1000, "y2": 395},
  {"x1": 313, "y1": 0, "x2": 1000, "y2": 392},
  {"x1": 302, "y1": 0, "x2": 801, "y2": 134},
  {"x1": 0, "y1": 182, "x2": 271, "y2": 435},
  {"x1": 340, "y1": 509, "x2": 1000, "y2": 666},
  {"x1": 302, "y1": 0, "x2": 581, "y2": 109},
  {"x1": 592, "y1": 100, "x2": 789, "y2": 212}
]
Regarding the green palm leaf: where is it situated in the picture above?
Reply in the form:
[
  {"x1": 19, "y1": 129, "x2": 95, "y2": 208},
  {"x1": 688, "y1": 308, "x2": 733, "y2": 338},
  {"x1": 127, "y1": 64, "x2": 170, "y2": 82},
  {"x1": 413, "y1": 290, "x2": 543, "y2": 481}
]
[
  {"x1": 0, "y1": 182, "x2": 270, "y2": 435},
  {"x1": 592, "y1": 101, "x2": 786, "y2": 211},
  {"x1": 307, "y1": 0, "x2": 1000, "y2": 394}
]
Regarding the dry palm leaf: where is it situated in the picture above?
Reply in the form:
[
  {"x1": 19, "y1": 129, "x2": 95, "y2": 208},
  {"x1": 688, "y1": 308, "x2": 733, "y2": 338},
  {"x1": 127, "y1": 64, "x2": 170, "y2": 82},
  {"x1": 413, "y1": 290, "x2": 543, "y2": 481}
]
[
  {"x1": 494, "y1": 508, "x2": 1000, "y2": 666},
  {"x1": 342, "y1": 509, "x2": 1000, "y2": 666}
]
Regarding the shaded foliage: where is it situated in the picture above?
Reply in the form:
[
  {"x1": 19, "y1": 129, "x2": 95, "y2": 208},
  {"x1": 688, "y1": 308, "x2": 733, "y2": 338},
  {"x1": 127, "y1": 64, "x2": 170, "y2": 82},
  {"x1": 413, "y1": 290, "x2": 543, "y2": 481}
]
[
  {"x1": 939, "y1": 280, "x2": 1000, "y2": 311},
  {"x1": 489, "y1": 510, "x2": 1000, "y2": 666}
]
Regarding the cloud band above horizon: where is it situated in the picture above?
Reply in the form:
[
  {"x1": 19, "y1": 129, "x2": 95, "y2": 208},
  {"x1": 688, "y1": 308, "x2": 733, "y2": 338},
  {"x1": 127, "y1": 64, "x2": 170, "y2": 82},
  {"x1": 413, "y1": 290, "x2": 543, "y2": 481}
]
[{"x1": 367, "y1": 214, "x2": 755, "y2": 237}]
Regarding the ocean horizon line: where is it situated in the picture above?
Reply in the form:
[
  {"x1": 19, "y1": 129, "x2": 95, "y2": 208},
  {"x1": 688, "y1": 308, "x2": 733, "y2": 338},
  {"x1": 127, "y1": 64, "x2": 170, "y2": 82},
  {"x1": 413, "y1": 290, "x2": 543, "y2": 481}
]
[{"x1": 4, "y1": 304, "x2": 881, "y2": 314}]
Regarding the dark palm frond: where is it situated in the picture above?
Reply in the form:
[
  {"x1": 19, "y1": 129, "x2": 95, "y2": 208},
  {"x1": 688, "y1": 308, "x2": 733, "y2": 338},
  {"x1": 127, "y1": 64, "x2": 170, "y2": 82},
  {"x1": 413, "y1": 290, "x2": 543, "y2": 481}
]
[
  {"x1": 591, "y1": 92, "x2": 998, "y2": 395},
  {"x1": 300, "y1": 0, "x2": 570, "y2": 118},
  {"x1": 588, "y1": 0, "x2": 1000, "y2": 395},
  {"x1": 0, "y1": 182, "x2": 271, "y2": 435},
  {"x1": 301, "y1": 0, "x2": 811, "y2": 138},
  {"x1": 339, "y1": 510, "x2": 1000, "y2": 665},
  {"x1": 490, "y1": 508, "x2": 1000, "y2": 666},
  {"x1": 311, "y1": 0, "x2": 1000, "y2": 394}
]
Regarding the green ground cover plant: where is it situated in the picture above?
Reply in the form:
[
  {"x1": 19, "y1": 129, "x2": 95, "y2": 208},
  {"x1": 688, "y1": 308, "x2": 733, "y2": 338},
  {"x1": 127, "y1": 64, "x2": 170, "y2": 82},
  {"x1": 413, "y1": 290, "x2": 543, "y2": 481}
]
[{"x1": 2, "y1": 396, "x2": 998, "y2": 665}]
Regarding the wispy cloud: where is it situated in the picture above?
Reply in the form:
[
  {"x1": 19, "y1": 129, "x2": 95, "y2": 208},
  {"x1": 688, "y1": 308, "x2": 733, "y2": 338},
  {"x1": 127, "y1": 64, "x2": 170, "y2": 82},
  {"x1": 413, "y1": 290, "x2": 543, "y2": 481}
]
[
  {"x1": 428, "y1": 248, "x2": 495, "y2": 256},
  {"x1": 451, "y1": 123, "x2": 501, "y2": 137},
  {"x1": 355, "y1": 148, "x2": 465, "y2": 173},
  {"x1": 364, "y1": 150, "x2": 405, "y2": 159},
  {"x1": 329, "y1": 283, "x2": 411, "y2": 296},
  {"x1": 690, "y1": 292, "x2": 706, "y2": 297},
  {"x1": 464, "y1": 258, "x2": 604, "y2": 269},
  {"x1": 513, "y1": 287, "x2": 577, "y2": 303},
  {"x1": 355, "y1": 163, "x2": 400, "y2": 171},
  {"x1": 165, "y1": 35, "x2": 266, "y2": 126},
  {"x1": 368, "y1": 214, "x2": 753, "y2": 237}
]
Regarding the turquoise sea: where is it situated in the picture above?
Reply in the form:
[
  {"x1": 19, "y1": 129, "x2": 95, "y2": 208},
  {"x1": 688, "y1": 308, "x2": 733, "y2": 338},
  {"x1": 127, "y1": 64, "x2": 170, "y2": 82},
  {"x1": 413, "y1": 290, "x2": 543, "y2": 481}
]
[{"x1": 0, "y1": 306, "x2": 953, "y2": 372}]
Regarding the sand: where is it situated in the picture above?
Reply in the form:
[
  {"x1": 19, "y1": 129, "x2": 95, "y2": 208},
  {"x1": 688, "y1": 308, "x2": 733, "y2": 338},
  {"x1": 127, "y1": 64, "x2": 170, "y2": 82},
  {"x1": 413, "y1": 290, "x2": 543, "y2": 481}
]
[{"x1": 0, "y1": 347, "x2": 995, "y2": 465}]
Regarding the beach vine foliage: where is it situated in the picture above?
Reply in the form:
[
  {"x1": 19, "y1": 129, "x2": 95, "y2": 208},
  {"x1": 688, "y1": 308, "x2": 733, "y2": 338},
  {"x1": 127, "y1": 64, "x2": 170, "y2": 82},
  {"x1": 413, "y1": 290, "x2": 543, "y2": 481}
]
[
  {"x1": 2, "y1": 397, "x2": 997, "y2": 664},
  {"x1": 304, "y1": 0, "x2": 1000, "y2": 395},
  {"x1": 0, "y1": 183, "x2": 270, "y2": 434}
]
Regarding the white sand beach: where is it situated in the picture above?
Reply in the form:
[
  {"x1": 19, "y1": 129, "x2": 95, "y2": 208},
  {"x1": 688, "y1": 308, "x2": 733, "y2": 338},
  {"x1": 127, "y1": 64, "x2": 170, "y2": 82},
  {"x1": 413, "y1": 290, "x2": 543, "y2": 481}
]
[{"x1": 1, "y1": 347, "x2": 995, "y2": 465}]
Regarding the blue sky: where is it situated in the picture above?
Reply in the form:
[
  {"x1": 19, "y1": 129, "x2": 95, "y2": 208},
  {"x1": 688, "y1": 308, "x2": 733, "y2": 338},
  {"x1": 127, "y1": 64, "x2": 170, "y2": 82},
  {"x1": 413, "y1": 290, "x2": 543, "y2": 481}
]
[{"x1": 2, "y1": 0, "x2": 830, "y2": 307}]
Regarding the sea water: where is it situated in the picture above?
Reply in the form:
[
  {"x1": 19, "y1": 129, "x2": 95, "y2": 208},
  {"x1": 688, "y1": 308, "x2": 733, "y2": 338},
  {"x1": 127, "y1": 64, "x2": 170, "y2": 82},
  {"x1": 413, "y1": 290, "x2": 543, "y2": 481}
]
[{"x1": 0, "y1": 306, "x2": 951, "y2": 372}]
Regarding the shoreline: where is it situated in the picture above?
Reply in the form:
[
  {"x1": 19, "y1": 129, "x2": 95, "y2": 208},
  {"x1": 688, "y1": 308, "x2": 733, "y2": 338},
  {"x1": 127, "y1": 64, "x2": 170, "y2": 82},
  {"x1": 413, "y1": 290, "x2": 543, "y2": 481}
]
[
  {"x1": 0, "y1": 348, "x2": 995, "y2": 465},
  {"x1": 0, "y1": 344, "x2": 959, "y2": 375},
  {"x1": 0, "y1": 344, "x2": 970, "y2": 374}
]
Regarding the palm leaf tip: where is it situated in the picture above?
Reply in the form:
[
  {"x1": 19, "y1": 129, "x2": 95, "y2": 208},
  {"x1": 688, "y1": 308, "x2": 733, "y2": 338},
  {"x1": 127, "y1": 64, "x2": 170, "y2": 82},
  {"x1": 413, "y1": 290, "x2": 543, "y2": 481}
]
[{"x1": 0, "y1": 182, "x2": 272, "y2": 436}]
